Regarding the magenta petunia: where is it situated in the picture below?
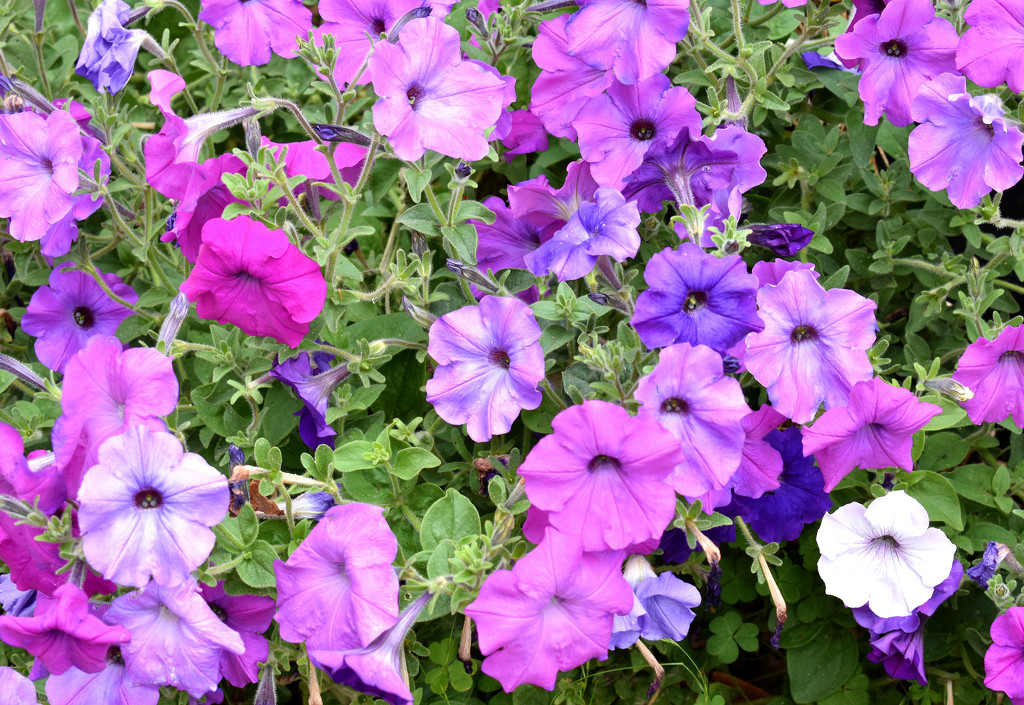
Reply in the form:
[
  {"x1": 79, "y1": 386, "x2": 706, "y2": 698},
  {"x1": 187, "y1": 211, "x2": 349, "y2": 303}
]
[
  {"x1": 473, "y1": 196, "x2": 555, "y2": 274},
  {"x1": 501, "y1": 109, "x2": 549, "y2": 162},
  {"x1": 368, "y1": 16, "x2": 508, "y2": 161},
  {"x1": 180, "y1": 216, "x2": 327, "y2": 348},
  {"x1": 952, "y1": 325, "x2": 1024, "y2": 427},
  {"x1": 908, "y1": 73, "x2": 1024, "y2": 210},
  {"x1": 509, "y1": 159, "x2": 599, "y2": 231},
  {"x1": 517, "y1": 400, "x2": 683, "y2": 552},
  {"x1": 77, "y1": 426, "x2": 229, "y2": 588},
  {"x1": 985, "y1": 606, "x2": 1024, "y2": 702},
  {"x1": 0, "y1": 422, "x2": 65, "y2": 515},
  {"x1": 20, "y1": 263, "x2": 138, "y2": 374},
  {"x1": 162, "y1": 153, "x2": 246, "y2": 263},
  {"x1": 833, "y1": 0, "x2": 958, "y2": 126},
  {"x1": 801, "y1": 378, "x2": 941, "y2": 492},
  {"x1": 744, "y1": 269, "x2": 877, "y2": 424},
  {"x1": 732, "y1": 404, "x2": 785, "y2": 500},
  {"x1": 956, "y1": 0, "x2": 1024, "y2": 94},
  {"x1": 200, "y1": 582, "x2": 275, "y2": 688},
  {"x1": 274, "y1": 503, "x2": 399, "y2": 651},
  {"x1": 465, "y1": 528, "x2": 633, "y2": 691},
  {"x1": 198, "y1": 0, "x2": 312, "y2": 66}
]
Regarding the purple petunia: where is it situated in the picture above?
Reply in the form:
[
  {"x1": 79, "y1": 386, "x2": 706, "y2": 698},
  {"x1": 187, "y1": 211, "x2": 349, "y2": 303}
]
[
  {"x1": 473, "y1": 196, "x2": 555, "y2": 275},
  {"x1": 200, "y1": 582, "x2": 275, "y2": 688},
  {"x1": 75, "y1": 0, "x2": 150, "y2": 94},
  {"x1": 198, "y1": 0, "x2": 312, "y2": 66},
  {"x1": 985, "y1": 606, "x2": 1024, "y2": 701},
  {"x1": 744, "y1": 268, "x2": 877, "y2": 424},
  {"x1": 509, "y1": 159, "x2": 599, "y2": 231},
  {"x1": 425, "y1": 296, "x2": 544, "y2": 442},
  {"x1": 0, "y1": 667, "x2": 37, "y2": 705},
  {"x1": 952, "y1": 325, "x2": 1024, "y2": 426},
  {"x1": 45, "y1": 646, "x2": 160, "y2": 705},
  {"x1": 270, "y1": 350, "x2": 348, "y2": 450},
  {"x1": 610, "y1": 555, "x2": 700, "y2": 649},
  {"x1": 833, "y1": 0, "x2": 958, "y2": 126},
  {"x1": 369, "y1": 17, "x2": 508, "y2": 161},
  {"x1": 909, "y1": 73, "x2": 1024, "y2": 209},
  {"x1": 746, "y1": 223, "x2": 814, "y2": 257},
  {"x1": 77, "y1": 426, "x2": 229, "y2": 588},
  {"x1": 956, "y1": 0, "x2": 1024, "y2": 94},
  {"x1": 20, "y1": 263, "x2": 138, "y2": 374},
  {"x1": 631, "y1": 242, "x2": 763, "y2": 353},
  {"x1": 161, "y1": 153, "x2": 246, "y2": 264},
  {"x1": 517, "y1": 400, "x2": 683, "y2": 553}
]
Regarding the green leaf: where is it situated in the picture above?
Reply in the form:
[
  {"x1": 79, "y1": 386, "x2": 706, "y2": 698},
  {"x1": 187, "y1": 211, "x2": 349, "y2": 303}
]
[
  {"x1": 787, "y1": 627, "x2": 859, "y2": 703},
  {"x1": 392, "y1": 447, "x2": 441, "y2": 480},
  {"x1": 396, "y1": 203, "x2": 441, "y2": 235},
  {"x1": 918, "y1": 431, "x2": 971, "y2": 471},
  {"x1": 237, "y1": 504, "x2": 259, "y2": 546},
  {"x1": 905, "y1": 472, "x2": 964, "y2": 530},
  {"x1": 420, "y1": 489, "x2": 482, "y2": 552},
  {"x1": 235, "y1": 540, "x2": 279, "y2": 588},
  {"x1": 441, "y1": 224, "x2": 478, "y2": 265},
  {"x1": 333, "y1": 440, "x2": 377, "y2": 472},
  {"x1": 402, "y1": 167, "x2": 432, "y2": 203},
  {"x1": 455, "y1": 200, "x2": 495, "y2": 225}
]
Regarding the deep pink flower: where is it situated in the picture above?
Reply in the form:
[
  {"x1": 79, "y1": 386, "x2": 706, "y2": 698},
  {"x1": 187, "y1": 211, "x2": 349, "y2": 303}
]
[
  {"x1": 957, "y1": 0, "x2": 1024, "y2": 94},
  {"x1": 985, "y1": 606, "x2": 1024, "y2": 701},
  {"x1": 180, "y1": 216, "x2": 327, "y2": 348},
  {"x1": 953, "y1": 325, "x2": 1024, "y2": 426},
  {"x1": 162, "y1": 153, "x2": 246, "y2": 264},
  {"x1": 198, "y1": 0, "x2": 312, "y2": 66},
  {"x1": 0, "y1": 422, "x2": 65, "y2": 515},
  {"x1": 501, "y1": 109, "x2": 549, "y2": 162}
]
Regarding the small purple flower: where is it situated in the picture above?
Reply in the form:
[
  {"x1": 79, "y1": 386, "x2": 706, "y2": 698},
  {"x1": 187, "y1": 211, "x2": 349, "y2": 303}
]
[
  {"x1": 744, "y1": 268, "x2": 877, "y2": 424},
  {"x1": 198, "y1": 0, "x2": 312, "y2": 66},
  {"x1": 746, "y1": 223, "x2": 814, "y2": 256},
  {"x1": 200, "y1": 582, "x2": 275, "y2": 688},
  {"x1": 77, "y1": 426, "x2": 229, "y2": 588},
  {"x1": 956, "y1": 0, "x2": 1024, "y2": 94},
  {"x1": 524, "y1": 187, "x2": 641, "y2": 281},
  {"x1": 473, "y1": 196, "x2": 555, "y2": 274},
  {"x1": 369, "y1": 17, "x2": 508, "y2": 161},
  {"x1": 426, "y1": 296, "x2": 544, "y2": 442},
  {"x1": 270, "y1": 351, "x2": 349, "y2": 449},
  {"x1": 509, "y1": 159, "x2": 599, "y2": 231},
  {"x1": 985, "y1": 606, "x2": 1024, "y2": 701},
  {"x1": 20, "y1": 263, "x2": 138, "y2": 374},
  {"x1": 75, "y1": 0, "x2": 148, "y2": 94},
  {"x1": 631, "y1": 242, "x2": 763, "y2": 353},
  {"x1": 105, "y1": 580, "x2": 244, "y2": 698},
  {"x1": 952, "y1": 325, "x2": 1024, "y2": 426},
  {"x1": 967, "y1": 542, "x2": 1005, "y2": 589},
  {"x1": 834, "y1": 0, "x2": 958, "y2": 126},
  {"x1": 908, "y1": 73, "x2": 1024, "y2": 210},
  {"x1": 611, "y1": 556, "x2": 700, "y2": 649}
]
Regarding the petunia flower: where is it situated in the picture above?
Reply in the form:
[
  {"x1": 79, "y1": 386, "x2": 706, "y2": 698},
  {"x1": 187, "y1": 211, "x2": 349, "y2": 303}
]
[
  {"x1": 0, "y1": 584, "x2": 129, "y2": 675},
  {"x1": 20, "y1": 263, "x2": 138, "y2": 374},
  {"x1": 817, "y1": 490, "x2": 956, "y2": 618},
  {"x1": 631, "y1": 242, "x2": 763, "y2": 353},
  {"x1": 509, "y1": 159, "x2": 599, "y2": 231},
  {"x1": 0, "y1": 422, "x2": 65, "y2": 515},
  {"x1": 952, "y1": 324, "x2": 1024, "y2": 426},
  {"x1": 966, "y1": 542, "x2": 1019, "y2": 589},
  {"x1": 635, "y1": 344, "x2": 750, "y2": 506},
  {"x1": 75, "y1": 0, "x2": 150, "y2": 94},
  {"x1": 0, "y1": 667, "x2": 37, "y2": 705},
  {"x1": 752, "y1": 259, "x2": 818, "y2": 289},
  {"x1": 274, "y1": 504, "x2": 399, "y2": 651},
  {"x1": 473, "y1": 196, "x2": 555, "y2": 275},
  {"x1": 908, "y1": 73, "x2": 1024, "y2": 209},
  {"x1": 517, "y1": 400, "x2": 683, "y2": 553},
  {"x1": 610, "y1": 555, "x2": 700, "y2": 649},
  {"x1": 731, "y1": 404, "x2": 786, "y2": 500},
  {"x1": 368, "y1": 16, "x2": 508, "y2": 161},
  {"x1": 77, "y1": 426, "x2": 229, "y2": 588},
  {"x1": 180, "y1": 216, "x2": 327, "y2": 348},
  {"x1": 744, "y1": 268, "x2": 877, "y2": 424},
  {"x1": 161, "y1": 153, "x2": 246, "y2": 263},
  {"x1": 501, "y1": 109, "x2": 549, "y2": 162},
  {"x1": 801, "y1": 378, "x2": 941, "y2": 491},
  {"x1": 0, "y1": 575, "x2": 37, "y2": 618},
  {"x1": 956, "y1": 0, "x2": 1024, "y2": 94},
  {"x1": 104, "y1": 580, "x2": 245, "y2": 698},
  {"x1": 200, "y1": 582, "x2": 275, "y2": 688},
  {"x1": 833, "y1": 0, "x2": 958, "y2": 126},
  {"x1": 425, "y1": 296, "x2": 544, "y2": 443},
  {"x1": 984, "y1": 606, "x2": 1024, "y2": 701},
  {"x1": 270, "y1": 350, "x2": 348, "y2": 449},
  {"x1": 746, "y1": 223, "x2": 814, "y2": 256},
  {"x1": 465, "y1": 528, "x2": 634, "y2": 691},
  {"x1": 45, "y1": 646, "x2": 160, "y2": 705},
  {"x1": 198, "y1": 0, "x2": 312, "y2": 67},
  {"x1": 573, "y1": 75, "x2": 700, "y2": 189}
]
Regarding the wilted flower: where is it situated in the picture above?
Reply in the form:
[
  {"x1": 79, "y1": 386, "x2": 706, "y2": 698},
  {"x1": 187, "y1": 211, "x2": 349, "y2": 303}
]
[
  {"x1": 75, "y1": 0, "x2": 150, "y2": 94},
  {"x1": 746, "y1": 223, "x2": 814, "y2": 256},
  {"x1": 610, "y1": 556, "x2": 701, "y2": 649},
  {"x1": 270, "y1": 351, "x2": 349, "y2": 449}
]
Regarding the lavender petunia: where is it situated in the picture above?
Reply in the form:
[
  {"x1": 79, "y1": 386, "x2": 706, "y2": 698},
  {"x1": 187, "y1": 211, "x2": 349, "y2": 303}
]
[
  {"x1": 731, "y1": 404, "x2": 785, "y2": 500},
  {"x1": 0, "y1": 575, "x2": 37, "y2": 618},
  {"x1": 956, "y1": 0, "x2": 1024, "y2": 94},
  {"x1": 20, "y1": 263, "x2": 138, "y2": 374},
  {"x1": 833, "y1": 0, "x2": 958, "y2": 126},
  {"x1": 752, "y1": 259, "x2": 819, "y2": 289},
  {"x1": 0, "y1": 667, "x2": 37, "y2": 705},
  {"x1": 45, "y1": 648, "x2": 160, "y2": 705},
  {"x1": 952, "y1": 325, "x2": 1024, "y2": 426},
  {"x1": 632, "y1": 242, "x2": 763, "y2": 353},
  {"x1": 524, "y1": 187, "x2": 641, "y2": 281},
  {"x1": 611, "y1": 556, "x2": 700, "y2": 648},
  {"x1": 908, "y1": 73, "x2": 1024, "y2": 209},
  {"x1": 801, "y1": 378, "x2": 941, "y2": 491},
  {"x1": 967, "y1": 542, "x2": 1011, "y2": 589},
  {"x1": 744, "y1": 268, "x2": 877, "y2": 424},
  {"x1": 473, "y1": 196, "x2": 554, "y2": 275},
  {"x1": 77, "y1": 426, "x2": 229, "y2": 588},
  {"x1": 75, "y1": 0, "x2": 148, "y2": 94},
  {"x1": 425, "y1": 296, "x2": 544, "y2": 442},
  {"x1": 509, "y1": 159, "x2": 599, "y2": 231},
  {"x1": 270, "y1": 351, "x2": 349, "y2": 449},
  {"x1": 198, "y1": 0, "x2": 312, "y2": 66}
]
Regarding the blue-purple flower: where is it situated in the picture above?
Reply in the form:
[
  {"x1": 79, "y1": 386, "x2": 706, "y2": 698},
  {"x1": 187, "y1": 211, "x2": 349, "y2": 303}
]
[
  {"x1": 270, "y1": 350, "x2": 348, "y2": 449},
  {"x1": 610, "y1": 556, "x2": 701, "y2": 649},
  {"x1": 75, "y1": 0, "x2": 149, "y2": 94}
]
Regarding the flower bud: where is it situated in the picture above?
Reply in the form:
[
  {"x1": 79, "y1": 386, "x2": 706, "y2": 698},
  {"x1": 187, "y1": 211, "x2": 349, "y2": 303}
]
[
  {"x1": 157, "y1": 293, "x2": 189, "y2": 352},
  {"x1": 446, "y1": 258, "x2": 499, "y2": 294},
  {"x1": 386, "y1": 6, "x2": 432, "y2": 42},
  {"x1": 747, "y1": 223, "x2": 814, "y2": 256},
  {"x1": 243, "y1": 116, "x2": 262, "y2": 158},
  {"x1": 454, "y1": 161, "x2": 473, "y2": 182},
  {"x1": 923, "y1": 377, "x2": 974, "y2": 402},
  {"x1": 0, "y1": 353, "x2": 46, "y2": 391},
  {"x1": 310, "y1": 123, "x2": 373, "y2": 146},
  {"x1": 465, "y1": 8, "x2": 488, "y2": 35}
]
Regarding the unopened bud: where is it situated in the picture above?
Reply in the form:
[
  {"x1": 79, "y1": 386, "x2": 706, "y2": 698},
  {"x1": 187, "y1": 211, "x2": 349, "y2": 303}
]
[
  {"x1": 524, "y1": 0, "x2": 577, "y2": 12},
  {"x1": 254, "y1": 663, "x2": 278, "y2": 705},
  {"x1": 747, "y1": 223, "x2": 814, "y2": 257},
  {"x1": 588, "y1": 292, "x2": 631, "y2": 315},
  {"x1": 923, "y1": 377, "x2": 974, "y2": 402},
  {"x1": 228, "y1": 444, "x2": 245, "y2": 469},
  {"x1": 402, "y1": 296, "x2": 437, "y2": 327},
  {"x1": 310, "y1": 123, "x2": 373, "y2": 146},
  {"x1": 454, "y1": 162, "x2": 473, "y2": 181},
  {"x1": 465, "y1": 8, "x2": 488, "y2": 35},
  {"x1": 446, "y1": 258, "x2": 499, "y2": 294},
  {"x1": 0, "y1": 353, "x2": 46, "y2": 391},
  {"x1": 386, "y1": 7, "x2": 431, "y2": 42},
  {"x1": 243, "y1": 117, "x2": 262, "y2": 158},
  {"x1": 157, "y1": 293, "x2": 189, "y2": 352},
  {"x1": 411, "y1": 231, "x2": 428, "y2": 258}
]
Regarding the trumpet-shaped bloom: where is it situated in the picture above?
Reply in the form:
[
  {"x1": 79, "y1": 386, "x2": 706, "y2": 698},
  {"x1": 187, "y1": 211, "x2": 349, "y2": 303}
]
[
  {"x1": 632, "y1": 242, "x2": 763, "y2": 353},
  {"x1": 198, "y1": 0, "x2": 312, "y2": 66},
  {"x1": 524, "y1": 187, "x2": 641, "y2": 281},
  {"x1": 200, "y1": 583, "x2": 275, "y2": 688},
  {"x1": 473, "y1": 197, "x2": 555, "y2": 274},
  {"x1": 635, "y1": 344, "x2": 750, "y2": 504},
  {"x1": 369, "y1": 17, "x2": 508, "y2": 161},
  {"x1": 274, "y1": 504, "x2": 399, "y2": 651},
  {"x1": 908, "y1": 73, "x2": 1024, "y2": 209},
  {"x1": 21, "y1": 263, "x2": 138, "y2": 374},
  {"x1": 426, "y1": 296, "x2": 544, "y2": 443},
  {"x1": 0, "y1": 422, "x2": 64, "y2": 514},
  {"x1": 45, "y1": 649, "x2": 160, "y2": 705},
  {"x1": 509, "y1": 160, "x2": 599, "y2": 231},
  {"x1": 465, "y1": 529, "x2": 634, "y2": 691},
  {"x1": 744, "y1": 268, "x2": 877, "y2": 424},
  {"x1": 833, "y1": 0, "x2": 958, "y2": 126},
  {"x1": 270, "y1": 351, "x2": 348, "y2": 449},
  {"x1": 0, "y1": 584, "x2": 129, "y2": 675},
  {"x1": 565, "y1": 0, "x2": 690, "y2": 85},
  {"x1": 817, "y1": 491, "x2": 956, "y2": 618},
  {"x1": 610, "y1": 556, "x2": 700, "y2": 649},
  {"x1": 75, "y1": 0, "x2": 147, "y2": 94},
  {"x1": 952, "y1": 325, "x2": 1024, "y2": 426},
  {"x1": 77, "y1": 426, "x2": 229, "y2": 588},
  {"x1": 0, "y1": 667, "x2": 37, "y2": 705},
  {"x1": 956, "y1": 0, "x2": 1024, "y2": 94},
  {"x1": 985, "y1": 606, "x2": 1024, "y2": 701},
  {"x1": 801, "y1": 378, "x2": 942, "y2": 492},
  {"x1": 180, "y1": 216, "x2": 327, "y2": 348},
  {"x1": 161, "y1": 153, "x2": 246, "y2": 263},
  {"x1": 105, "y1": 580, "x2": 244, "y2": 698},
  {"x1": 517, "y1": 400, "x2": 683, "y2": 552}
]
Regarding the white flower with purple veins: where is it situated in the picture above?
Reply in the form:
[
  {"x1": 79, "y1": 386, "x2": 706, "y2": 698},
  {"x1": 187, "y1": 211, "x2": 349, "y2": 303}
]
[{"x1": 817, "y1": 491, "x2": 955, "y2": 618}]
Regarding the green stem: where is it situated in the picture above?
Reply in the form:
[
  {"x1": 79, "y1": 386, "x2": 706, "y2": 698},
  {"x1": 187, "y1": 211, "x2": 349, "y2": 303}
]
[
  {"x1": 400, "y1": 505, "x2": 422, "y2": 532},
  {"x1": 206, "y1": 552, "x2": 248, "y2": 576},
  {"x1": 325, "y1": 134, "x2": 381, "y2": 285},
  {"x1": 424, "y1": 182, "x2": 447, "y2": 224}
]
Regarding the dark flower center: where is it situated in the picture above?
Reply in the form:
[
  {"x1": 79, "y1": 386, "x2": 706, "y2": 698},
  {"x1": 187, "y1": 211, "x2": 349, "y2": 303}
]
[
  {"x1": 791, "y1": 324, "x2": 818, "y2": 343},
  {"x1": 133, "y1": 489, "x2": 163, "y2": 509},
  {"x1": 234, "y1": 270, "x2": 259, "y2": 283},
  {"x1": 210, "y1": 604, "x2": 229, "y2": 623},
  {"x1": 488, "y1": 349, "x2": 511, "y2": 369},
  {"x1": 370, "y1": 17, "x2": 387, "y2": 35},
  {"x1": 73, "y1": 306, "x2": 94, "y2": 328},
  {"x1": 40, "y1": 157, "x2": 53, "y2": 174},
  {"x1": 873, "y1": 534, "x2": 899, "y2": 549},
  {"x1": 682, "y1": 291, "x2": 708, "y2": 313},
  {"x1": 1000, "y1": 350, "x2": 1024, "y2": 364},
  {"x1": 407, "y1": 83, "x2": 426, "y2": 108},
  {"x1": 587, "y1": 454, "x2": 622, "y2": 472},
  {"x1": 881, "y1": 39, "x2": 907, "y2": 58},
  {"x1": 629, "y1": 119, "x2": 656, "y2": 142},
  {"x1": 106, "y1": 646, "x2": 124, "y2": 665},
  {"x1": 660, "y1": 397, "x2": 689, "y2": 414}
]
